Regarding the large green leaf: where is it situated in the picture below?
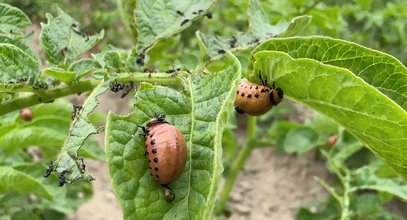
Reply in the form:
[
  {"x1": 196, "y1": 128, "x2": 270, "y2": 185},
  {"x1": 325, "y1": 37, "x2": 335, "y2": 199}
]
[
  {"x1": 0, "y1": 43, "x2": 41, "y2": 85},
  {"x1": 0, "y1": 166, "x2": 52, "y2": 200},
  {"x1": 105, "y1": 53, "x2": 241, "y2": 219},
  {"x1": 253, "y1": 51, "x2": 407, "y2": 181},
  {"x1": 135, "y1": 0, "x2": 214, "y2": 53},
  {"x1": 40, "y1": 7, "x2": 104, "y2": 66},
  {"x1": 53, "y1": 80, "x2": 112, "y2": 184},
  {"x1": 0, "y1": 3, "x2": 31, "y2": 34},
  {"x1": 0, "y1": 127, "x2": 66, "y2": 153},
  {"x1": 196, "y1": 0, "x2": 312, "y2": 61},
  {"x1": 251, "y1": 36, "x2": 407, "y2": 111},
  {"x1": 0, "y1": 35, "x2": 39, "y2": 62}
]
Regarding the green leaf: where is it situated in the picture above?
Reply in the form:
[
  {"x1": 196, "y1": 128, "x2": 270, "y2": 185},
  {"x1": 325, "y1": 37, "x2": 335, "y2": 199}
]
[
  {"x1": 43, "y1": 67, "x2": 76, "y2": 83},
  {"x1": 117, "y1": 0, "x2": 138, "y2": 42},
  {"x1": 277, "y1": 15, "x2": 313, "y2": 37},
  {"x1": 283, "y1": 127, "x2": 318, "y2": 154},
  {"x1": 0, "y1": 43, "x2": 41, "y2": 85},
  {"x1": 0, "y1": 127, "x2": 66, "y2": 153},
  {"x1": 135, "y1": 0, "x2": 214, "y2": 53},
  {"x1": 0, "y1": 3, "x2": 31, "y2": 34},
  {"x1": 105, "y1": 53, "x2": 241, "y2": 219},
  {"x1": 40, "y1": 7, "x2": 104, "y2": 66},
  {"x1": 354, "y1": 193, "x2": 381, "y2": 217},
  {"x1": 253, "y1": 51, "x2": 407, "y2": 181},
  {"x1": 68, "y1": 59, "x2": 97, "y2": 79},
  {"x1": 251, "y1": 36, "x2": 407, "y2": 111},
  {"x1": 78, "y1": 140, "x2": 105, "y2": 161},
  {"x1": 0, "y1": 35, "x2": 40, "y2": 62},
  {"x1": 0, "y1": 166, "x2": 52, "y2": 200},
  {"x1": 54, "y1": 80, "x2": 112, "y2": 184},
  {"x1": 196, "y1": 0, "x2": 312, "y2": 61},
  {"x1": 351, "y1": 165, "x2": 407, "y2": 201}
]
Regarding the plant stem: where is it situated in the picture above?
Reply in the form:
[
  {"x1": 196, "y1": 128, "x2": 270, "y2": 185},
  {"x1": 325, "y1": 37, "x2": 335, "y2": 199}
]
[
  {"x1": 340, "y1": 170, "x2": 352, "y2": 220},
  {"x1": 216, "y1": 116, "x2": 257, "y2": 215},
  {"x1": 0, "y1": 73, "x2": 184, "y2": 115}
]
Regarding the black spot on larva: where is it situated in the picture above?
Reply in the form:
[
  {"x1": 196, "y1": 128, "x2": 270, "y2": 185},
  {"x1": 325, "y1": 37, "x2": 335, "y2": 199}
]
[
  {"x1": 247, "y1": 94, "x2": 252, "y2": 98},
  {"x1": 236, "y1": 90, "x2": 239, "y2": 94},
  {"x1": 150, "y1": 173, "x2": 153, "y2": 176},
  {"x1": 261, "y1": 89, "x2": 265, "y2": 92},
  {"x1": 241, "y1": 92, "x2": 245, "y2": 97},
  {"x1": 152, "y1": 148, "x2": 157, "y2": 153},
  {"x1": 156, "y1": 175, "x2": 159, "y2": 178},
  {"x1": 149, "y1": 159, "x2": 151, "y2": 162},
  {"x1": 151, "y1": 139, "x2": 155, "y2": 145},
  {"x1": 255, "y1": 94, "x2": 259, "y2": 98},
  {"x1": 255, "y1": 86, "x2": 258, "y2": 89},
  {"x1": 150, "y1": 134, "x2": 153, "y2": 138},
  {"x1": 250, "y1": 86, "x2": 252, "y2": 89},
  {"x1": 155, "y1": 167, "x2": 159, "y2": 171},
  {"x1": 240, "y1": 84, "x2": 243, "y2": 87},
  {"x1": 245, "y1": 86, "x2": 247, "y2": 88},
  {"x1": 144, "y1": 151, "x2": 148, "y2": 156},
  {"x1": 154, "y1": 158, "x2": 158, "y2": 163},
  {"x1": 149, "y1": 166, "x2": 152, "y2": 169}
]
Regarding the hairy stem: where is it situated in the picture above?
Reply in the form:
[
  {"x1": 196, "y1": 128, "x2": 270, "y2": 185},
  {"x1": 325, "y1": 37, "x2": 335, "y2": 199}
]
[
  {"x1": 216, "y1": 116, "x2": 257, "y2": 215},
  {"x1": 0, "y1": 73, "x2": 184, "y2": 115}
]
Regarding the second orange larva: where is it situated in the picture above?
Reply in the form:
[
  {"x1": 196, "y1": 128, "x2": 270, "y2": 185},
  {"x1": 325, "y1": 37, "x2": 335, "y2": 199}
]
[{"x1": 234, "y1": 76, "x2": 284, "y2": 116}]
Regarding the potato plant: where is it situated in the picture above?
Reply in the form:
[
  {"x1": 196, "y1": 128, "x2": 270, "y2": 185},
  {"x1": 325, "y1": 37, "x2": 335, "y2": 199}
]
[{"x1": 0, "y1": 0, "x2": 406, "y2": 219}]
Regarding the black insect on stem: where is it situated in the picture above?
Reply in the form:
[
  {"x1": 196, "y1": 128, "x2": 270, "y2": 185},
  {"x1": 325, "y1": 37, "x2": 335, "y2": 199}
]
[
  {"x1": 43, "y1": 161, "x2": 54, "y2": 178},
  {"x1": 218, "y1": 49, "x2": 226, "y2": 54},
  {"x1": 110, "y1": 80, "x2": 124, "y2": 93},
  {"x1": 180, "y1": 19, "x2": 189, "y2": 26},
  {"x1": 205, "y1": 12, "x2": 213, "y2": 19}
]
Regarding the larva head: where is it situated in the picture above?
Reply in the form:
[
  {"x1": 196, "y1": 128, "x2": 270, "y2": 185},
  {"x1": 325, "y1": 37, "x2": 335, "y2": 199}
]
[
  {"x1": 269, "y1": 87, "x2": 284, "y2": 105},
  {"x1": 147, "y1": 113, "x2": 167, "y2": 127}
]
